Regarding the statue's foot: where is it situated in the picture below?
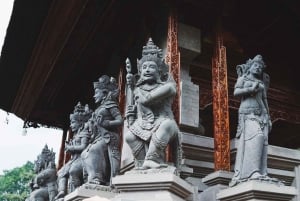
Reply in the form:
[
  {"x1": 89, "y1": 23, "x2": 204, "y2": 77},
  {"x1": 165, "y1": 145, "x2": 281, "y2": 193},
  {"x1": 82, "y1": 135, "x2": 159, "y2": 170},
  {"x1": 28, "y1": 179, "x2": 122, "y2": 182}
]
[
  {"x1": 250, "y1": 172, "x2": 263, "y2": 179},
  {"x1": 142, "y1": 160, "x2": 167, "y2": 169},
  {"x1": 89, "y1": 178, "x2": 106, "y2": 185},
  {"x1": 54, "y1": 191, "x2": 65, "y2": 199}
]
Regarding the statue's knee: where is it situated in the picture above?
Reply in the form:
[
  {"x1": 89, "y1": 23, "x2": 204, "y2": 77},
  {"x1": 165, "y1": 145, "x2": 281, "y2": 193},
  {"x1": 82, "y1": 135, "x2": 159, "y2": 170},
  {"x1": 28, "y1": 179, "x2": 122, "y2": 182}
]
[
  {"x1": 125, "y1": 131, "x2": 136, "y2": 144},
  {"x1": 69, "y1": 167, "x2": 80, "y2": 177}
]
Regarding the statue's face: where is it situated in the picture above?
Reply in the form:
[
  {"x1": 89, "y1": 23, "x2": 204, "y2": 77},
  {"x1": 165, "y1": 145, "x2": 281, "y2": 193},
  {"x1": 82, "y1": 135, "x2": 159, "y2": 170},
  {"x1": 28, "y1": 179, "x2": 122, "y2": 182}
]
[
  {"x1": 34, "y1": 161, "x2": 39, "y2": 173},
  {"x1": 140, "y1": 61, "x2": 159, "y2": 83},
  {"x1": 94, "y1": 88, "x2": 106, "y2": 103},
  {"x1": 249, "y1": 61, "x2": 263, "y2": 76},
  {"x1": 70, "y1": 118, "x2": 80, "y2": 132},
  {"x1": 34, "y1": 156, "x2": 43, "y2": 173}
]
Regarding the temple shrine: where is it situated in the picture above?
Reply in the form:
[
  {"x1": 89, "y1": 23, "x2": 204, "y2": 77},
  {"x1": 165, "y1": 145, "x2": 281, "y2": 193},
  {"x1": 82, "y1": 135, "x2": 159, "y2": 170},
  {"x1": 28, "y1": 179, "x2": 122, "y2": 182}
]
[{"x1": 0, "y1": 0, "x2": 300, "y2": 200}]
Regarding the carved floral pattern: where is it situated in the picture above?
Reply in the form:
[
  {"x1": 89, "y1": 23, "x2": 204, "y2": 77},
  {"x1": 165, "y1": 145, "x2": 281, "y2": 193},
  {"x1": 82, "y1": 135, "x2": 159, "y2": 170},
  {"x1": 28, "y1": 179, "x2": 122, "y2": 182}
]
[{"x1": 212, "y1": 35, "x2": 230, "y2": 171}]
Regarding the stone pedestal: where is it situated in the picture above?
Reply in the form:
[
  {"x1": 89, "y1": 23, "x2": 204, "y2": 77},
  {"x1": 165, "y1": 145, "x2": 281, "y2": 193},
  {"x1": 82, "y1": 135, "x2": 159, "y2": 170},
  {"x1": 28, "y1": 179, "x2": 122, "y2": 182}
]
[
  {"x1": 64, "y1": 183, "x2": 116, "y2": 201},
  {"x1": 217, "y1": 180, "x2": 297, "y2": 201},
  {"x1": 112, "y1": 171, "x2": 195, "y2": 201},
  {"x1": 199, "y1": 170, "x2": 233, "y2": 201}
]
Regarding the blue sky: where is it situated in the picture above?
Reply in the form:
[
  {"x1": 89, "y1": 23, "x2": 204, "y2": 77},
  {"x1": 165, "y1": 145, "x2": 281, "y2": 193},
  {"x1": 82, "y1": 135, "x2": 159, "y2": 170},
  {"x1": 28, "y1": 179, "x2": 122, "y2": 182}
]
[{"x1": 0, "y1": 1, "x2": 62, "y2": 174}]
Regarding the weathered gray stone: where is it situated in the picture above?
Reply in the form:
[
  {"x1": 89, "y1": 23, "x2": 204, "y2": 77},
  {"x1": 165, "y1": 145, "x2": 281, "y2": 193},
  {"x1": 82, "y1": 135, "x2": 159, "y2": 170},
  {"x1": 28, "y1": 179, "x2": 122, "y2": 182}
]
[
  {"x1": 124, "y1": 38, "x2": 179, "y2": 169},
  {"x1": 112, "y1": 172, "x2": 194, "y2": 201},
  {"x1": 217, "y1": 180, "x2": 296, "y2": 201},
  {"x1": 202, "y1": 171, "x2": 233, "y2": 186},
  {"x1": 292, "y1": 165, "x2": 300, "y2": 201},
  {"x1": 231, "y1": 138, "x2": 300, "y2": 186},
  {"x1": 178, "y1": 23, "x2": 201, "y2": 61},
  {"x1": 56, "y1": 102, "x2": 92, "y2": 199},
  {"x1": 81, "y1": 75, "x2": 123, "y2": 186},
  {"x1": 199, "y1": 171, "x2": 233, "y2": 201},
  {"x1": 65, "y1": 183, "x2": 116, "y2": 201},
  {"x1": 26, "y1": 145, "x2": 57, "y2": 201},
  {"x1": 231, "y1": 55, "x2": 273, "y2": 186}
]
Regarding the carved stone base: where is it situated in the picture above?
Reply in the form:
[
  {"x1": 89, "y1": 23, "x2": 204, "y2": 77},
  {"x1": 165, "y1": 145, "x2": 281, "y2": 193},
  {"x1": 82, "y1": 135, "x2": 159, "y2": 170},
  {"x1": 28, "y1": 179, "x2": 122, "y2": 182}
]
[
  {"x1": 199, "y1": 171, "x2": 233, "y2": 201},
  {"x1": 64, "y1": 183, "x2": 116, "y2": 201},
  {"x1": 112, "y1": 170, "x2": 195, "y2": 201},
  {"x1": 217, "y1": 180, "x2": 296, "y2": 201}
]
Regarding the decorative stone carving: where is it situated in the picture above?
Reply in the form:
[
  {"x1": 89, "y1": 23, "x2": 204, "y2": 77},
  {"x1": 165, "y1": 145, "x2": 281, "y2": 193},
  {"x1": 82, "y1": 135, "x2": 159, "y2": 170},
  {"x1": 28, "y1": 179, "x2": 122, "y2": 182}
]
[
  {"x1": 55, "y1": 102, "x2": 92, "y2": 199},
  {"x1": 124, "y1": 38, "x2": 179, "y2": 169},
  {"x1": 26, "y1": 145, "x2": 57, "y2": 201},
  {"x1": 81, "y1": 75, "x2": 123, "y2": 185},
  {"x1": 230, "y1": 55, "x2": 276, "y2": 186}
]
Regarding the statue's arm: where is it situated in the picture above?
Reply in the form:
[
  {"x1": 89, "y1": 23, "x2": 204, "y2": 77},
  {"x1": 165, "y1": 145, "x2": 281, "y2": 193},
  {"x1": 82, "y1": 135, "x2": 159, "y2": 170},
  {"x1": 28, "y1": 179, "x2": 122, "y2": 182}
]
[
  {"x1": 102, "y1": 107, "x2": 123, "y2": 128},
  {"x1": 144, "y1": 82, "x2": 176, "y2": 105},
  {"x1": 233, "y1": 77, "x2": 256, "y2": 97},
  {"x1": 35, "y1": 169, "x2": 52, "y2": 182},
  {"x1": 68, "y1": 137, "x2": 89, "y2": 152}
]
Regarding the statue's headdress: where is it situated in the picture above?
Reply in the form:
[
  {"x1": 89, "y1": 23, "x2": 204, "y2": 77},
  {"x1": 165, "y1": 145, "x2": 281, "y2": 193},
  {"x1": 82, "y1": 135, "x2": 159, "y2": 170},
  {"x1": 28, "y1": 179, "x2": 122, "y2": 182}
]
[
  {"x1": 236, "y1": 54, "x2": 266, "y2": 77},
  {"x1": 93, "y1": 75, "x2": 119, "y2": 100},
  {"x1": 246, "y1": 54, "x2": 266, "y2": 69},
  {"x1": 70, "y1": 102, "x2": 92, "y2": 123},
  {"x1": 137, "y1": 38, "x2": 168, "y2": 76},
  {"x1": 35, "y1": 144, "x2": 56, "y2": 171}
]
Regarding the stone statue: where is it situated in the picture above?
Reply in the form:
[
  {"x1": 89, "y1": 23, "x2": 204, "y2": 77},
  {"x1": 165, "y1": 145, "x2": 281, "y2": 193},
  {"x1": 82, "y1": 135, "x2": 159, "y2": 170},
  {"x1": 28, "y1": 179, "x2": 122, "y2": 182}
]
[
  {"x1": 26, "y1": 145, "x2": 57, "y2": 201},
  {"x1": 55, "y1": 102, "x2": 92, "y2": 199},
  {"x1": 81, "y1": 75, "x2": 123, "y2": 185},
  {"x1": 125, "y1": 38, "x2": 179, "y2": 169},
  {"x1": 230, "y1": 55, "x2": 272, "y2": 186}
]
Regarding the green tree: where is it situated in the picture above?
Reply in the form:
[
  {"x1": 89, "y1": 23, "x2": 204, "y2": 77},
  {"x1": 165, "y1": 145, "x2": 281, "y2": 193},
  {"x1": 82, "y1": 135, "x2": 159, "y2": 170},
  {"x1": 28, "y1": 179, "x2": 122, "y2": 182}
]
[{"x1": 0, "y1": 161, "x2": 35, "y2": 201}]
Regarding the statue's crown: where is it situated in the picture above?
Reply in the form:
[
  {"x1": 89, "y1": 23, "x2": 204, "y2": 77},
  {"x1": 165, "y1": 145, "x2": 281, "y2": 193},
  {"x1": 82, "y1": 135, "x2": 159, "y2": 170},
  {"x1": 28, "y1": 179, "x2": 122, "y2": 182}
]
[
  {"x1": 41, "y1": 144, "x2": 51, "y2": 154},
  {"x1": 93, "y1": 75, "x2": 118, "y2": 91},
  {"x1": 73, "y1": 102, "x2": 85, "y2": 114},
  {"x1": 141, "y1": 38, "x2": 163, "y2": 58},
  {"x1": 40, "y1": 144, "x2": 55, "y2": 161},
  {"x1": 70, "y1": 102, "x2": 92, "y2": 122},
  {"x1": 137, "y1": 38, "x2": 168, "y2": 75},
  {"x1": 246, "y1": 54, "x2": 266, "y2": 68}
]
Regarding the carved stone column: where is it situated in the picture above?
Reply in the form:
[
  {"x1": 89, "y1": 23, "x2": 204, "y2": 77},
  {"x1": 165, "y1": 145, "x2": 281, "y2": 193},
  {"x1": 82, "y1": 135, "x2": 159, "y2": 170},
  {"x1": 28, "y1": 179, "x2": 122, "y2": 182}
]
[{"x1": 211, "y1": 33, "x2": 230, "y2": 171}]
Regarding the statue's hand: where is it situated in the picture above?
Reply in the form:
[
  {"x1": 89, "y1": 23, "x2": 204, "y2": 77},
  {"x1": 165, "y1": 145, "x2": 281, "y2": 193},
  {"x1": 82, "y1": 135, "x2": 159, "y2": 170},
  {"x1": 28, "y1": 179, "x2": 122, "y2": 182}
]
[
  {"x1": 135, "y1": 90, "x2": 150, "y2": 105},
  {"x1": 250, "y1": 82, "x2": 259, "y2": 93},
  {"x1": 126, "y1": 73, "x2": 133, "y2": 85},
  {"x1": 268, "y1": 120, "x2": 272, "y2": 131},
  {"x1": 125, "y1": 105, "x2": 136, "y2": 118},
  {"x1": 101, "y1": 120, "x2": 110, "y2": 128},
  {"x1": 65, "y1": 144, "x2": 73, "y2": 152}
]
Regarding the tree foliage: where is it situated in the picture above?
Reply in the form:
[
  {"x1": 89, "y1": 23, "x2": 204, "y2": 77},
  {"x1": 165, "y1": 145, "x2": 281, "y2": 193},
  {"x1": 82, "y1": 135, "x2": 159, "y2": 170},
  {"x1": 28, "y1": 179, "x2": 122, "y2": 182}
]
[{"x1": 0, "y1": 161, "x2": 35, "y2": 201}]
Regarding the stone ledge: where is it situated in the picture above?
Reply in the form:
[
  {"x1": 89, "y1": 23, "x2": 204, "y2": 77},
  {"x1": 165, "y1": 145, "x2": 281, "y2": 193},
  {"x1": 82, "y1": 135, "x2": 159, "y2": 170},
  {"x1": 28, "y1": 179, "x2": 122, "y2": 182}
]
[
  {"x1": 217, "y1": 180, "x2": 296, "y2": 201},
  {"x1": 65, "y1": 183, "x2": 116, "y2": 201},
  {"x1": 112, "y1": 172, "x2": 193, "y2": 199},
  {"x1": 202, "y1": 170, "x2": 233, "y2": 186}
]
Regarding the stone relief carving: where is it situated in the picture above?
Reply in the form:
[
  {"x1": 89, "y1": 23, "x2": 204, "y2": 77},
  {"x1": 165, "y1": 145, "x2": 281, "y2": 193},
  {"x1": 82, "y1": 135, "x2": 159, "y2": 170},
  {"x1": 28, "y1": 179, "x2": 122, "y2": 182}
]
[{"x1": 124, "y1": 38, "x2": 179, "y2": 170}]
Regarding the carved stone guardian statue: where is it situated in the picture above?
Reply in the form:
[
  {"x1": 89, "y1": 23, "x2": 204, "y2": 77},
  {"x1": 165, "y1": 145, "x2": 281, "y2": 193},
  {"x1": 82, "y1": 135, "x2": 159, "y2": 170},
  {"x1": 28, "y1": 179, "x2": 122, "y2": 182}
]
[
  {"x1": 230, "y1": 55, "x2": 274, "y2": 186},
  {"x1": 124, "y1": 38, "x2": 179, "y2": 169},
  {"x1": 26, "y1": 145, "x2": 57, "y2": 201},
  {"x1": 81, "y1": 75, "x2": 123, "y2": 185},
  {"x1": 55, "y1": 102, "x2": 92, "y2": 199}
]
